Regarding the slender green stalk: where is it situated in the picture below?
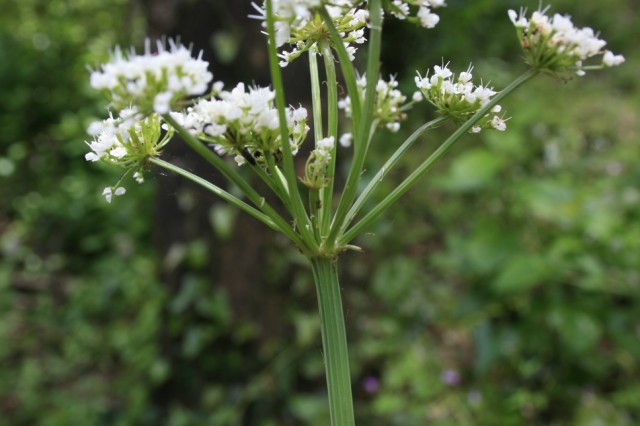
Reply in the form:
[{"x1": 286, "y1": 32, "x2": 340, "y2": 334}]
[
  {"x1": 308, "y1": 46, "x2": 325, "y2": 235},
  {"x1": 327, "y1": 0, "x2": 383, "y2": 248},
  {"x1": 150, "y1": 157, "x2": 279, "y2": 232},
  {"x1": 309, "y1": 46, "x2": 324, "y2": 143},
  {"x1": 263, "y1": 154, "x2": 292, "y2": 207},
  {"x1": 311, "y1": 256, "x2": 355, "y2": 426},
  {"x1": 340, "y1": 68, "x2": 539, "y2": 245},
  {"x1": 339, "y1": 116, "x2": 448, "y2": 235},
  {"x1": 264, "y1": 0, "x2": 316, "y2": 245},
  {"x1": 318, "y1": 7, "x2": 361, "y2": 137},
  {"x1": 320, "y1": 40, "x2": 339, "y2": 237}
]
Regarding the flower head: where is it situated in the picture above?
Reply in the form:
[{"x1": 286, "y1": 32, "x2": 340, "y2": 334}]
[
  {"x1": 251, "y1": 0, "x2": 368, "y2": 67},
  {"x1": 90, "y1": 39, "x2": 213, "y2": 113},
  {"x1": 170, "y1": 82, "x2": 309, "y2": 167},
  {"x1": 339, "y1": 75, "x2": 416, "y2": 133},
  {"x1": 85, "y1": 110, "x2": 173, "y2": 201},
  {"x1": 508, "y1": 6, "x2": 624, "y2": 76},
  {"x1": 301, "y1": 136, "x2": 335, "y2": 189},
  {"x1": 415, "y1": 63, "x2": 507, "y2": 132},
  {"x1": 388, "y1": 0, "x2": 446, "y2": 29}
]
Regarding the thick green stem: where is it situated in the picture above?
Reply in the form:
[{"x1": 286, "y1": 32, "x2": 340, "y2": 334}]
[
  {"x1": 310, "y1": 257, "x2": 355, "y2": 426},
  {"x1": 340, "y1": 68, "x2": 539, "y2": 245}
]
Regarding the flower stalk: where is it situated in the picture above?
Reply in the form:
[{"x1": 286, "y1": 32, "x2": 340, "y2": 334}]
[{"x1": 311, "y1": 256, "x2": 355, "y2": 426}]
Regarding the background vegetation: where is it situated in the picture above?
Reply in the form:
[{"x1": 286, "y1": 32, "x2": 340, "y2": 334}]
[{"x1": 1, "y1": 0, "x2": 638, "y2": 424}]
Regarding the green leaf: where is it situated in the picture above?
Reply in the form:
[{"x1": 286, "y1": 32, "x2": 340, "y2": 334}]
[
  {"x1": 434, "y1": 148, "x2": 505, "y2": 192},
  {"x1": 492, "y1": 254, "x2": 550, "y2": 294}
]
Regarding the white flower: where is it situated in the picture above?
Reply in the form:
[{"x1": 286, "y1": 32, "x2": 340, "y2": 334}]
[
  {"x1": 133, "y1": 172, "x2": 144, "y2": 183},
  {"x1": 90, "y1": 39, "x2": 213, "y2": 113},
  {"x1": 315, "y1": 136, "x2": 335, "y2": 161},
  {"x1": 173, "y1": 82, "x2": 309, "y2": 167},
  {"x1": 508, "y1": 7, "x2": 623, "y2": 75},
  {"x1": 490, "y1": 116, "x2": 507, "y2": 131},
  {"x1": 102, "y1": 187, "x2": 114, "y2": 203},
  {"x1": 388, "y1": 0, "x2": 446, "y2": 29},
  {"x1": 153, "y1": 91, "x2": 173, "y2": 114},
  {"x1": 340, "y1": 75, "x2": 412, "y2": 133},
  {"x1": 418, "y1": 7, "x2": 440, "y2": 28},
  {"x1": 603, "y1": 50, "x2": 625, "y2": 67},
  {"x1": 417, "y1": 62, "x2": 507, "y2": 131},
  {"x1": 251, "y1": 1, "x2": 368, "y2": 67},
  {"x1": 339, "y1": 133, "x2": 353, "y2": 148},
  {"x1": 85, "y1": 111, "x2": 173, "y2": 201}
]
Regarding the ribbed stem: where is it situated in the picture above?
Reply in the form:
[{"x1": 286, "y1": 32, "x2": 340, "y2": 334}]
[{"x1": 310, "y1": 257, "x2": 355, "y2": 426}]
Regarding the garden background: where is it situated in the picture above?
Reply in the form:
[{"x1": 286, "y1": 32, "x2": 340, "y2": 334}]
[{"x1": 1, "y1": 0, "x2": 639, "y2": 424}]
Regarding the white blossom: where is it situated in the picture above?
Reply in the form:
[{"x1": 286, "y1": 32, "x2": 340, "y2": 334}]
[
  {"x1": 389, "y1": 0, "x2": 446, "y2": 29},
  {"x1": 603, "y1": 50, "x2": 625, "y2": 67},
  {"x1": 90, "y1": 39, "x2": 213, "y2": 113},
  {"x1": 339, "y1": 133, "x2": 353, "y2": 148},
  {"x1": 416, "y1": 63, "x2": 508, "y2": 132},
  {"x1": 340, "y1": 75, "x2": 414, "y2": 133},
  {"x1": 508, "y1": 7, "x2": 624, "y2": 75},
  {"x1": 170, "y1": 82, "x2": 309, "y2": 167},
  {"x1": 251, "y1": 0, "x2": 368, "y2": 67}
]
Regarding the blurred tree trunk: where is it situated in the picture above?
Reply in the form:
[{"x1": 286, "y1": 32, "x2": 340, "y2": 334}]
[{"x1": 144, "y1": 0, "x2": 280, "y2": 324}]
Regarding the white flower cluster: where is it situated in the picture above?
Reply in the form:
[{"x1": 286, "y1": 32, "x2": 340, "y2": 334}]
[
  {"x1": 508, "y1": 7, "x2": 624, "y2": 76},
  {"x1": 339, "y1": 75, "x2": 416, "y2": 133},
  {"x1": 415, "y1": 64, "x2": 506, "y2": 132},
  {"x1": 302, "y1": 136, "x2": 335, "y2": 189},
  {"x1": 90, "y1": 39, "x2": 213, "y2": 113},
  {"x1": 388, "y1": 0, "x2": 446, "y2": 29},
  {"x1": 84, "y1": 110, "x2": 172, "y2": 202},
  {"x1": 251, "y1": 0, "x2": 368, "y2": 67},
  {"x1": 170, "y1": 82, "x2": 309, "y2": 167}
]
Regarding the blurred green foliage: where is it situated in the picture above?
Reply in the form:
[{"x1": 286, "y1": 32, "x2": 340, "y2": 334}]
[{"x1": 1, "y1": 0, "x2": 639, "y2": 425}]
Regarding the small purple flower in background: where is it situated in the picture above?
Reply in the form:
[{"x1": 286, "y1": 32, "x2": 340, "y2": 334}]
[
  {"x1": 441, "y1": 368, "x2": 461, "y2": 386},
  {"x1": 362, "y1": 376, "x2": 380, "y2": 394}
]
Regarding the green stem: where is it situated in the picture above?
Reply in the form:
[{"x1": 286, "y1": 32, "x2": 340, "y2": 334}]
[
  {"x1": 264, "y1": 0, "x2": 316, "y2": 246},
  {"x1": 150, "y1": 157, "x2": 280, "y2": 232},
  {"x1": 309, "y1": 46, "x2": 324, "y2": 144},
  {"x1": 340, "y1": 68, "x2": 539, "y2": 245},
  {"x1": 339, "y1": 115, "x2": 448, "y2": 236},
  {"x1": 310, "y1": 256, "x2": 355, "y2": 426},
  {"x1": 318, "y1": 7, "x2": 361, "y2": 137},
  {"x1": 308, "y1": 47, "x2": 325, "y2": 235},
  {"x1": 320, "y1": 39, "x2": 339, "y2": 237},
  {"x1": 327, "y1": 0, "x2": 383, "y2": 248}
]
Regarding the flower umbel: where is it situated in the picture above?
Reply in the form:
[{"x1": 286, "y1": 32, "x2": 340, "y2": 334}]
[
  {"x1": 508, "y1": 6, "x2": 624, "y2": 76},
  {"x1": 85, "y1": 110, "x2": 173, "y2": 201},
  {"x1": 90, "y1": 39, "x2": 213, "y2": 113},
  {"x1": 251, "y1": 0, "x2": 368, "y2": 67},
  {"x1": 170, "y1": 82, "x2": 309, "y2": 167},
  {"x1": 388, "y1": 0, "x2": 446, "y2": 29},
  {"x1": 415, "y1": 63, "x2": 506, "y2": 132},
  {"x1": 339, "y1": 75, "x2": 417, "y2": 133},
  {"x1": 302, "y1": 136, "x2": 335, "y2": 189}
]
